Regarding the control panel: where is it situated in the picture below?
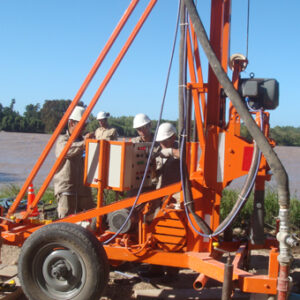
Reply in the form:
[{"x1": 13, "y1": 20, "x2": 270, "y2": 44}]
[
  {"x1": 84, "y1": 140, "x2": 153, "y2": 191},
  {"x1": 128, "y1": 142, "x2": 153, "y2": 190}
]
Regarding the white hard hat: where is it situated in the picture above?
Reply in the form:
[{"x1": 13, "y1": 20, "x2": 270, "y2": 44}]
[
  {"x1": 133, "y1": 113, "x2": 151, "y2": 129},
  {"x1": 69, "y1": 106, "x2": 85, "y2": 122},
  {"x1": 156, "y1": 122, "x2": 176, "y2": 142},
  {"x1": 97, "y1": 111, "x2": 110, "y2": 120}
]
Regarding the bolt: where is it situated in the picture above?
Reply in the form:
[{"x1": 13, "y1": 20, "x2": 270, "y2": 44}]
[
  {"x1": 256, "y1": 203, "x2": 262, "y2": 209},
  {"x1": 51, "y1": 262, "x2": 68, "y2": 279}
]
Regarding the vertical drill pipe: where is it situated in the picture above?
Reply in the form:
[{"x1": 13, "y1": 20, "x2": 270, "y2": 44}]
[
  {"x1": 251, "y1": 112, "x2": 265, "y2": 244},
  {"x1": 178, "y1": 0, "x2": 187, "y2": 136},
  {"x1": 4, "y1": 0, "x2": 140, "y2": 219},
  {"x1": 222, "y1": 256, "x2": 233, "y2": 300},
  {"x1": 19, "y1": 0, "x2": 158, "y2": 220},
  {"x1": 250, "y1": 180, "x2": 265, "y2": 245},
  {"x1": 277, "y1": 264, "x2": 290, "y2": 300}
]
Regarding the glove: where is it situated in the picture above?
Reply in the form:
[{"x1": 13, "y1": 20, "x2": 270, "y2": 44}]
[
  {"x1": 160, "y1": 148, "x2": 173, "y2": 158},
  {"x1": 84, "y1": 132, "x2": 95, "y2": 140}
]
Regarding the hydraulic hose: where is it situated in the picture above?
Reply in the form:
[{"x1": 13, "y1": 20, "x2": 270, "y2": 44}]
[
  {"x1": 180, "y1": 108, "x2": 262, "y2": 237},
  {"x1": 178, "y1": 3, "x2": 262, "y2": 237},
  {"x1": 178, "y1": 4, "x2": 212, "y2": 235},
  {"x1": 181, "y1": 135, "x2": 212, "y2": 235}
]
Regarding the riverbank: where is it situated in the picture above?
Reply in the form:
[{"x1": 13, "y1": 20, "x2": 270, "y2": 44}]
[{"x1": 0, "y1": 131, "x2": 299, "y2": 198}]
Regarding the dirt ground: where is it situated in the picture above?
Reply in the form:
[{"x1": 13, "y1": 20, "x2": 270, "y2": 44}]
[{"x1": 1, "y1": 243, "x2": 299, "y2": 300}]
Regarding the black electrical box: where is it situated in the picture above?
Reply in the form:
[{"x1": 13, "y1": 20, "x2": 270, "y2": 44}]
[{"x1": 239, "y1": 78, "x2": 279, "y2": 110}]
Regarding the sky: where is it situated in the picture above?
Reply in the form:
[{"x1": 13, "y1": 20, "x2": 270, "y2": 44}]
[{"x1": 0, "y1": 0, "x2": 299, "y2": 127}]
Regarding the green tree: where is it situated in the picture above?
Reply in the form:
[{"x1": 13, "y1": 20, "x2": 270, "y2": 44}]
[
  {"x1": 270, "y1": 126, "x2": 300, "y2": 146},
  {"x1": 85, "y1": 115, "x2": 98, "y2": 133},
  {"x1": 40, "y1": 100, "x2": 86, "y2": 133},
  {"x1": 40, "y1": 100, "x2": 70, "y2": 133},
  {"x1": 23, "y1": 103, "x2": 44, "y2": 133},
  {"x1": 0, "y1": 99, "x2": 21, "y2": 131},
  {"x1": 0, "y1": 103, "x2": 3, "y2": 123}
]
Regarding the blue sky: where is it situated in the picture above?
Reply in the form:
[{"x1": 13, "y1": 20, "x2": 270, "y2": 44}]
[{"x1": 0, "y1": 0, "x2": 299, "y2": 127}]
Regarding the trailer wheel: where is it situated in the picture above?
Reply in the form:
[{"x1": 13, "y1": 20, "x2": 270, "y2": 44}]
[{"x1": 18, "y1": 222, "x2": 109, "y2": 300}]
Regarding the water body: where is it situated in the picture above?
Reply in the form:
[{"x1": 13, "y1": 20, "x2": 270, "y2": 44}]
[
  {"x1": 229, "y1": 146, "x2": 300, "y2": 198},
  {"x1": 0, "y1": 131, "x2": 55, "y2": 188},
  {"x1": 0, "y1": 131, "x2": 299, "y2": 198}
]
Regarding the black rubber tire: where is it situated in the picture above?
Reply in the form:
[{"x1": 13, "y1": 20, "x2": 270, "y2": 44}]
[{"x1": 18, "y1": 222, "x2": 109, "y2": 300}]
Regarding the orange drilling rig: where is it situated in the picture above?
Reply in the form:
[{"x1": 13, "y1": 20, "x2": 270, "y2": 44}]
[{"x1": 0, "y1": 1, "x2": 298, "y2": 299}]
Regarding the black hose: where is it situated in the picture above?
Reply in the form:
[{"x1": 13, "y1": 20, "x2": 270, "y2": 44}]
[
  {"x1": 183, "y1": 0, "x2": 289, "y2": 208},
  {"x1": 181, "y1": 112, "x2": 262, "y2": 237},
  {"x1": 181, "y1": 138, "x2": 213, "y2": 235},
  {"x1": 214, "y1": 142, "x2": 260, "y2": 234}
]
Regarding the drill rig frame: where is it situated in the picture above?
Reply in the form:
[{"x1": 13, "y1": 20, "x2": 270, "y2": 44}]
[{"x1": 0, "y1": 1, "x2": 295, "y2": 299}]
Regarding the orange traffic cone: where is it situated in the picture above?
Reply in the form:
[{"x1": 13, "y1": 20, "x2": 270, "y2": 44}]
[{"x1": 27, "y1": 184, "x2": 39, "y2": 217}]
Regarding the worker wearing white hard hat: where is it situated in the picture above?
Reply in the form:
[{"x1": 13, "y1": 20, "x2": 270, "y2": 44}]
[
  {"x1": 132, "y1": 113, "x2": 153, "y2": 143},
  {"x1": 156, "y1": 122, "x2": 177, "y2": 143},
  {"x1": 54, "y1": 106, "x2": 95, "y2": 218},
  {"x1": 127, "y1": 113, "x2": 159, "y2": 198},
  {"x1": 155, "y1": 122, "x2": 180, "y2": 189},
  {"x1": 95, "y1": 111, "x2": 118, "y2": 140},
  {"x1": 133, "y1": 113, "x2": 151, "y2": 129},
  {"x1": 69, "y1": 106, "x2": 85, "y2": 122},
  {"x1": 141, "y1": 121, "x2": 181, "y2": 237}
]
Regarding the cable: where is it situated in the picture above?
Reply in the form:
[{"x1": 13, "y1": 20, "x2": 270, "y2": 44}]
[
  {"x1": 104, "y1": 0, "x2": 182, "y2": 245},
  {"x1": 246, "y1": 0, "x2": 250, "y2": 59}
]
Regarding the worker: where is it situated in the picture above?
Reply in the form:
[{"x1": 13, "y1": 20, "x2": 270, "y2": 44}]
[
  {"x1": 139, "y1": 122, "x2": 180, "y2": 279},
  {"x1": 54, "y1": 106, "x2": 95, "y2": 218},
  {"x1": 132, "y1": 113, "x2": 153, "y2": 143},
  {"x1": 155, "y1": 122, "x2": 180, "y2": 189},
  {"x1": 131, "y1": 113, "x2": 161, "y2": 187},
  {"x1": 145, "y1": 122, "x2": 180, "y2": 222},
  {"x1": 95, "y1": 111, "x2": 118, "y2": 140}
]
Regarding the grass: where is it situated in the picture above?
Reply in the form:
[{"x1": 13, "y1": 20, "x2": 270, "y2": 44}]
[
  {"x1": 0, "y1": 184, "x2": 21, "y2": 199},
  {"x1": 221, "y1": 188, "x2": 300, "y2": 232},
  {"x1": 1, "y1": 184, "x2": 299, "y2": 232},
  {"x1": 0, "y1": 184, "x2": 56, "y2": 206}
]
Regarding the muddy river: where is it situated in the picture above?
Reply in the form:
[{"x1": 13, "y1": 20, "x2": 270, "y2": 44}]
[{"x1": 0, "y1": 131, "x2": 299, "y2": 198}]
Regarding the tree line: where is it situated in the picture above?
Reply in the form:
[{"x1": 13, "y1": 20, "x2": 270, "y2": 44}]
[
  {"x1": 0, "y1": 99, "x2": 177, "y2": 137},
  {"x1": 0, "y1": 99, "x2": 299, "y2": 146},
  {"x1": 0, "y1": 99, "x2": 71, "y2": 133}
]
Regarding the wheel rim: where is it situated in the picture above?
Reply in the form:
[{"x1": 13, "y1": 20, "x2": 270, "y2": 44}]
[{"x1": 32, "y1": 243, "x2": 86, "y2": 299}]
